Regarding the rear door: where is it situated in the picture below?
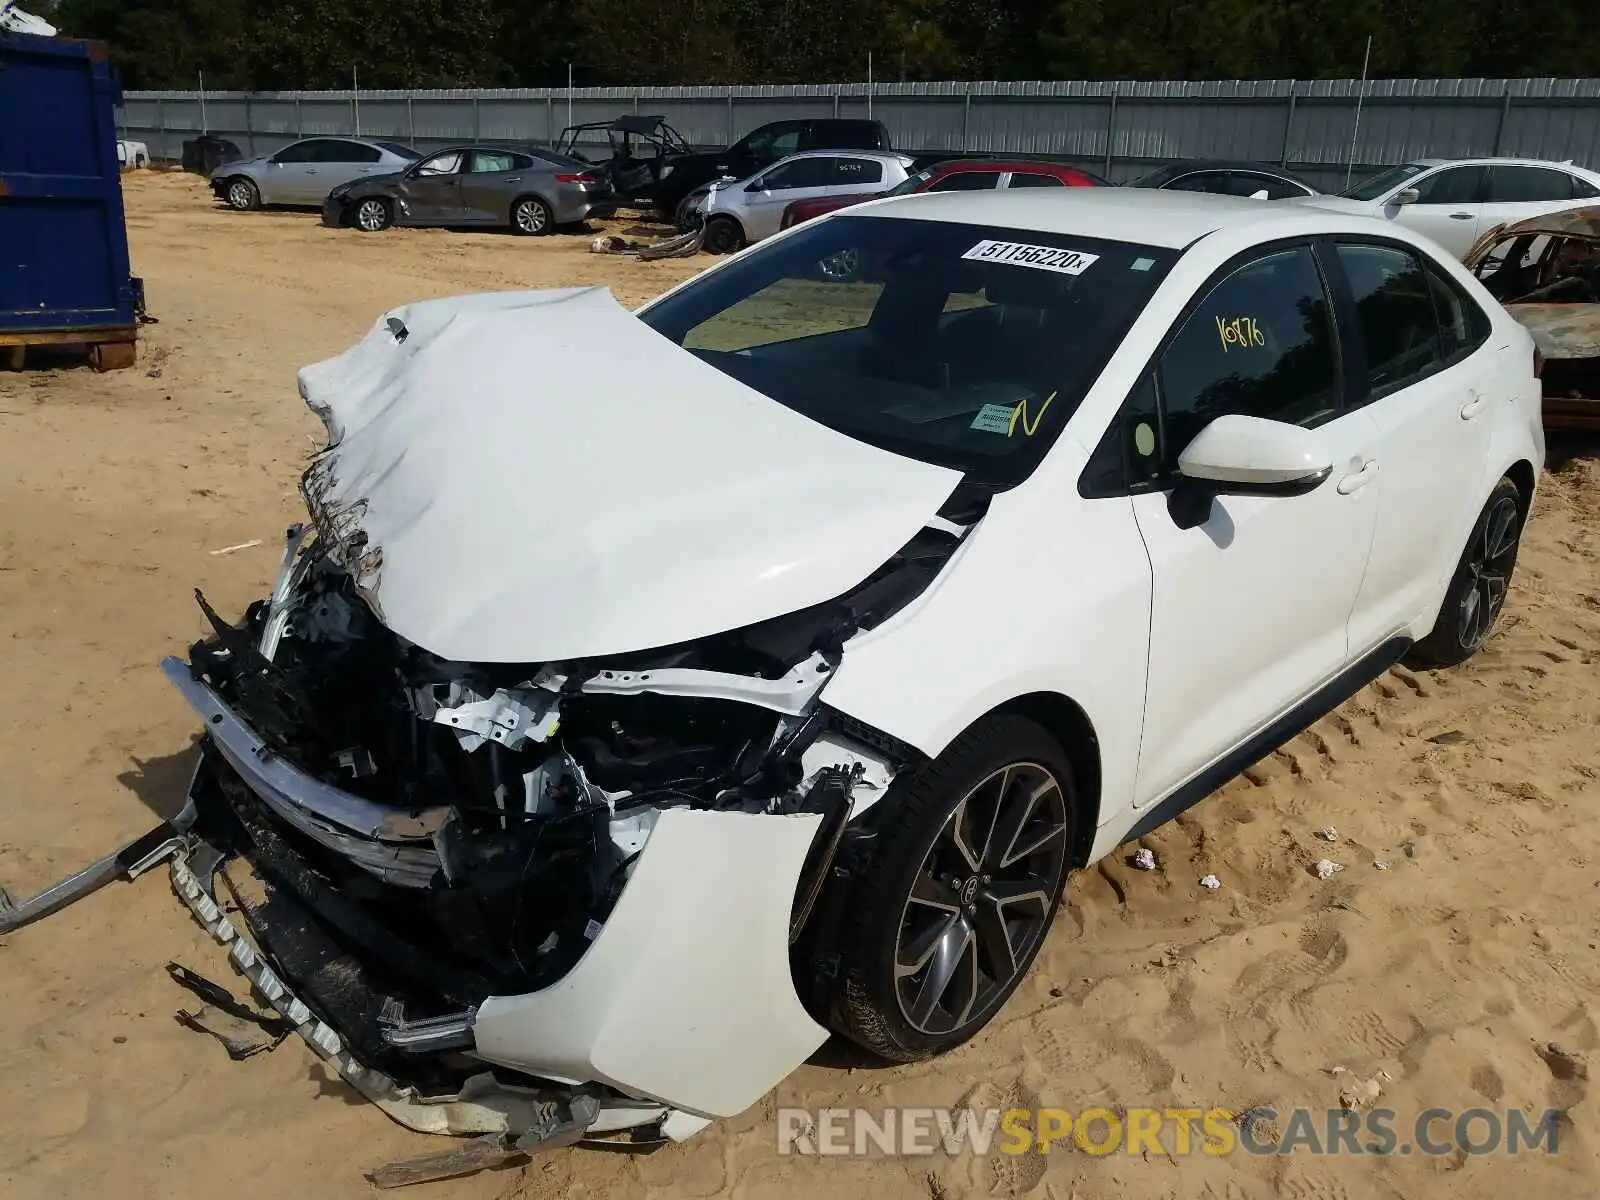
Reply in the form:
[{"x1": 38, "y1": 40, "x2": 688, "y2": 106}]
[
  {"x1": 460, "y1": 149, "x2": 530, "y2": 223},
  {"x1": 1481, "y1": 164, "x2": 1583, "y2": 231},
  {"x1": 1392, "y1": 165, "x2": 1488, "y2": 258},
  {"x1": 1328, "y1": 240, "x2": 1497, "y2": 653}
]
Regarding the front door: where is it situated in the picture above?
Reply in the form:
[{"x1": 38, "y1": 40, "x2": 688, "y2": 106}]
[
  {"x1": 741, "y1": 156, "x2": 838, "y2": 241},
  {"x1": 261, "y1": 139, "x2": 323, "y2": 204},
  {"x1": 1329, "y1": 241, "x2": 1497, "y2": 652},
  {"x1": 1391, "y1": 165, "x2": 1488, "y2": 258},
  {"x1": 396, "y1": 151, "x2": 466, "y2": 223},
  {"x1": 1129, "y1": 244, "x2": 1382, "y2": 808}
]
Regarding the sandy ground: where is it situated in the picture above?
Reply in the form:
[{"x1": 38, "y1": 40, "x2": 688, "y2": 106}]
[{"x1": 1, "y1": 170, "x2": 1598, "y2": 1200}]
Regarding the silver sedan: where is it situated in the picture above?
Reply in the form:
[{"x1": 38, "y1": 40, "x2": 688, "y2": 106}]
[
  {"x1": 694, "y1": 150, "x2": 916, "y2": 252},
  {"x1": 209, "y1": 137, "x2": 420, "y2": 210}
]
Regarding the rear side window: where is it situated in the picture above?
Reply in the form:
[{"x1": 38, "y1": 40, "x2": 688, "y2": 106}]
[
  {"x1": 1007, "y1": 172, "x2": 1066, "y2": 188},
  {"x1": 1571, "y1": 174, "x2": 1600, "y2": 199},
  {"x1": 1426, "y1": 265, "x2": 1492, "y2": 362},
  {"x1": 1334, "y1": 243, "x2": 1443, "y2": 395},
  {"x1": 1488, "y1": 165, "x2": 1573, "y2": 203},
  {"x1": 1165, "y1": 173, "x2": 1227, "y2": 193},
  {"x1": 1156, "y1": 245, "x2": 1341, "y2": 471},
  {"x1": 835, "y1": 158, "x2": 885, "y2": 185},
  {"x1": 1413, "y1": 166, "x2": 1487, "y2": 205},
  {"x1": 470, "y1": 150, "x2": 524, "y2": 173},
  {"x1": 929, "y1": 170, "x2": 1002, "y2": 192},
  {"x1": 320, "y1": 140, "x2": 382, "y2": 164}
]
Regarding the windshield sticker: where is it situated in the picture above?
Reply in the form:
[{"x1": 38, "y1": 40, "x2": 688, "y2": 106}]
[
  {"x1": 1131, "y1": 257, "x2": 1156, "y2": 272},
  {"x1": 961, "y1": 240, "x2": 1100, "y2": 275},
  {"x1": 970, "y1": 403, "x2": 1017, "y2": 434},
  {"x1": 1216, "y1": 315, "x2": 1266, "y2": 352},
  {"x1": 1009, "y1": 391, "x2": 1057, "y2": 437}
]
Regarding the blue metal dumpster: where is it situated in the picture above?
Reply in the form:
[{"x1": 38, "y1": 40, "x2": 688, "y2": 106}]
[{"x1": 0, "y1": 29, "x2": 144, "y2": 369}]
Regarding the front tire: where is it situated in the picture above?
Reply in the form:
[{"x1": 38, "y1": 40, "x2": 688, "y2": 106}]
[
  {"x1": 225, "y1": 177, "x2": 261, "y2": 211},
  {"x1": 353, "y1": 197, "x2": 392, "y2": 232},
  {"x1": 511, "y1": 196, "x2": 553, "y2": 236},
  {"x1": 702, "y1": 215, "x2": 744, "y2": 255},
  {"x1": 1410, "y1": 476, "x2": 1525, "y2": 666},
  {"x1": 822, "y1": 715, "x2": 1075, "y2": 1062}
]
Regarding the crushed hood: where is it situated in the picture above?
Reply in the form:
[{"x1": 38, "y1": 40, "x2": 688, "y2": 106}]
[{"x1": 295, "y1": 286, "x2": 962, "y2": 663}]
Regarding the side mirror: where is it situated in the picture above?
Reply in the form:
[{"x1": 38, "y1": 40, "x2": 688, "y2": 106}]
[
  {"x1": 1392, "y1": 187, "x2": 1421, "y2": 206},
  {"x1": 1169, "y1": 415, "x2": 1333, "y2": 529},
  {"x1": 746, "y1": 180, "x2": 765, "y2": 192}
]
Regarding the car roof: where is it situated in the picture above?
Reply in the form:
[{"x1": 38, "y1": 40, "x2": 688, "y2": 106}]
[
  {"x1": 934, "y1": 159, "x2": 1094, "y2": 174},
  {"x1": 851, "y1": 186, "x2": 1407, "y2": 249},
  {"x1": 779, "y1": 149, "x2": 915, "y2": 165},
  {"x1": 1154, "y1": 159, "x2": 1304, "y2": 176},
  {"x1": 1409, "y1": 156, "x2": 1585, "y2": 169}
]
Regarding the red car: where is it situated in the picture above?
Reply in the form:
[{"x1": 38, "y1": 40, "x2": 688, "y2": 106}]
[{"x1": 779, "y1": 158, "x2": 1104, "y2": 230}]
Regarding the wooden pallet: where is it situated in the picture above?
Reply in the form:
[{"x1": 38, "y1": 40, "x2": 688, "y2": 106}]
[{"x1": 0, "y1": 326, "x2": 138, "y2": 372}]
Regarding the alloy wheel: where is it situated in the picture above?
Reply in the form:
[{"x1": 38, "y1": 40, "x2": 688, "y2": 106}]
[
  {"x1": 515, "y1": 200, "x2": 547, "y2": 234},
  {"x1": 894, "y1": 762, "x2": 1069, "y2": 1036},
  {"x1": 1457, "y1": 494, "x2": 1520, "y2": 650},
  {"x1": 228, "y1": 180, "x2": 255, "y2": 210},
  {"x1": 356, "y1": 199, "x2": 388, "y2": 231}
]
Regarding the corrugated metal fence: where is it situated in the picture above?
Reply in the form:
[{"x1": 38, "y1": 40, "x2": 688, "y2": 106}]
[{"x1": 121, "y1": 78, "x2": 1600, "y2": 190}]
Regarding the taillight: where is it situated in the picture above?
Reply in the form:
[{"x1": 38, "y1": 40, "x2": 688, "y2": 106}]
[
  {"x1": 1533, "y1": 346, "x2": 1544, "y2": 378},
  {"x1": 555, "y1": 172, "x2": 600, "y2": 186}
]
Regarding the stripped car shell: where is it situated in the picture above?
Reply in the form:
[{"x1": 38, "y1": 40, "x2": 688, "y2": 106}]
[{"x1": 1464, "y1": 205, "x2": 1600, "y2": 430}]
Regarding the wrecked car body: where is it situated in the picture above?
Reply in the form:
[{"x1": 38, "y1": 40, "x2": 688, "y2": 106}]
[{"x1": 1465, "y1": 205, "x2": 1600, "y2": 431}]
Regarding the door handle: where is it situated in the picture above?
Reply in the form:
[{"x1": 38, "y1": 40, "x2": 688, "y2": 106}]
[
  {"x1": 1449, "y1": 212, "x2": 1473, "y2": 219},
  {"x1": 1460, "y1": 389, "x2": 1488, "y2": 419},
  {"x1": 306, "y1": 168, "x2": 318, "y2": 174},
  {"x1": 504, "y1": 176, "x2": 521, "y2": 183},
  {"x1": 1336, "y1": 460, "x2": 1380, "y2": 495}
]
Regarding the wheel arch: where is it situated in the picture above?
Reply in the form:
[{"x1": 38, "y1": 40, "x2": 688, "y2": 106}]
[
  {"x1": 227, "y1": 172, "x2": 261, "y2": 203},
  {"x1": 703, "y1": 211, "x2": 748, "y2": 245},
  {"x1": 1504, "y1": 457, "x2": 1536, "y2": 518},
  {"x1": 983, "y1": 692, "x2": 1103, "y2": 868}
]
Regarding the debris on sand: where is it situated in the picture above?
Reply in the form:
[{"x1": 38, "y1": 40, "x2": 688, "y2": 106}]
[
  {"x1": 1131, "y1": 848, "x2": 1158, "y2": 871},
  {"x1": 1199, "y1": 874, "x2": 1221, "y2": 891},
  {"x1": 1315, "y1": 859, "x2": 1344, "y2": 880}
]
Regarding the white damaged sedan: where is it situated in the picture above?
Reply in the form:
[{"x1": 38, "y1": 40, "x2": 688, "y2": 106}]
[{"x1": 1, "y1": 188, "x2": 1544, "y2": 1179}]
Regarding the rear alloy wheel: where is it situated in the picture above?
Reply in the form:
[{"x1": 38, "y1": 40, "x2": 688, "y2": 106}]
[
  {"x1": 512, "y1": 196, "x2": 553, "y2": 236},
  {"x1": 354, "y1": 198, "x2": 392, "y2": 232},
  {"x1": 702, "y1": 215, "x2": 744, "y2": 255},
  {"x1": 1411, "y1": 476, "x2": 1525, "y2": 666},
  {"x1": 821, "y1": 715, "x2": 1075, "y2": 1061},
  {"x1": 226, "y1": 177, "x2": 261, "y2": 211}
]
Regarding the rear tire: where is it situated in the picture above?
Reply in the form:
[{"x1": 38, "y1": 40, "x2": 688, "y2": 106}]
[
  {"x1": 511, "y1": 196, "x2": 553, "y2": 236},
  {"x1": 1409, "y1": 476, "x2": 1525, "y2": 667},
  {"x1": 702, "y1": 215, "x2": 744, "y2": 255},
  {"x1": 225, "y1": 177, "x2": 261, "y2": 211},
  {"x1": 819, "y1": 715, "x2": 1076, "y2": 1063},
  {"x1": 353, "y1": 197, "x2": 392, "y2": 232}
]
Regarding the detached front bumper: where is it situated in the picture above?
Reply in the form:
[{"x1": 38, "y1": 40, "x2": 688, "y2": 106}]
[
  {"x1": 321, "y1": 196, "x2": 350, "y2": 227},
  {"x1": 208, "y1": 176, "x2": 229, "y2": 201}
]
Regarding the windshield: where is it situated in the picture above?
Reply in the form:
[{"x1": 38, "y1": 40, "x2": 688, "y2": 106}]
[
  {"x1": 1340, "y1": 163, "x2": 1427, "y2": 200},
  {"x1": 883, "y1": 167, "x2": 937, "y2": 198},
  {"x1": 638, "y1": 214, "x2": 1175, "y2": 485}
]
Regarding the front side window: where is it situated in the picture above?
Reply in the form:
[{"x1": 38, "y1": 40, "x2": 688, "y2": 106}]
[
  {"x1": 1341, "y1": 162, "x2": 1427, "y2": 201},
  {"x1": 884, "y1": 166, "x2": 937, "y2": 198},
  {"x1": 1165, "y1": 173, "x2": 1228, "y2": 194},
  {"x1": 1487, "y1": 165, "x2": 1573, "y2": 203},
  {"x1": 1155, "y1": 246, "x2": 1341, "y2": 472},
  {"x1": 1334, "y1": 243, "x2": 1444, "y2": 395},
  {"x1": 1413, "y1": 166, "x2": 1487, "y2": 205},
  {"x1": 638, "y1": 215, "x2": 1175, "y2": 484},
  {"x1": 417, "y1": 151, "x2": 464, "y2": 176},
  {"x1": 759, "y1": 158, "x2": 835, "y2": 190},
  {"x1": 272, "y1": 140, "x2": 320, "y2": 164}
]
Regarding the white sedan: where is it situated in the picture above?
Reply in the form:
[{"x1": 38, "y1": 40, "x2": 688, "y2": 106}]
[
  {"x1": 692, "y1": 148, "x2": 916, "y2": 252},
  {"x1": 0, "y1": 189, "x2": 1544, "y2": 1181},
  {"x1": 1300, "y1": 156, "x2": 1600, "y2": 259}
]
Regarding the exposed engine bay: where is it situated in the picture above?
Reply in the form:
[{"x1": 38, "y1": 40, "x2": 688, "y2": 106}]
[{"x1": 179, "y1": 518, "x2": 955, "y2": 1024}]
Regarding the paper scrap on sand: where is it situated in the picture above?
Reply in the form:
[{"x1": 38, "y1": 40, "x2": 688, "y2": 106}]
[{"x1": 210, "y1": 539, "x2": 263, "y2": 556}]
